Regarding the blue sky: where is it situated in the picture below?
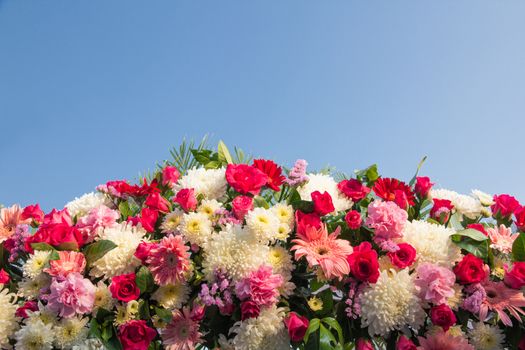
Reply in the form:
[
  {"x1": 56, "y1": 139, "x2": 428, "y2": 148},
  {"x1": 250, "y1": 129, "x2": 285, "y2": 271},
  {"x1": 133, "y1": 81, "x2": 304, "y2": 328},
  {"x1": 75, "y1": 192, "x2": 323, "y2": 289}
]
[{"x1": 1, "y1": 0, "x2": 524, "y2": 211}]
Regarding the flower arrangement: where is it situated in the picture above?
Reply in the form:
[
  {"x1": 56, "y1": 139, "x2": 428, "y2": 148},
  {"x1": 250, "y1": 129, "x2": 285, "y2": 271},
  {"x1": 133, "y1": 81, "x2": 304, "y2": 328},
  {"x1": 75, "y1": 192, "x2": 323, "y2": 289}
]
[{"x1": 1, "y1": 139, "x2": 525, "y2": 350}]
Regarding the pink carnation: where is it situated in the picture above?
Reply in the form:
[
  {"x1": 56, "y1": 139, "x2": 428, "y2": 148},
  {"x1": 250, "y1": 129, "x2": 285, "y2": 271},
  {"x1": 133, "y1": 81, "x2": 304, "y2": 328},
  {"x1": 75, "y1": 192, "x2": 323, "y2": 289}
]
[
  {"x1": 76, "y1": 205, "x2": 119, "y2": 243},
  {"x1": 235, "y1": 265, "x2": 283, "y2": 307},
  {"x1": 365, "y1": 200, "x2": 407, "y2": 249},
  {"x1": 44, "y1": 251, "x2": 87, "y2": 277},
  {"x1": 46, "y1": 272, "x2": 96, "y2": 318},
  {"x1": 417, "y1": 330, "x2": 474, "y2": 350},
  {"x1": 414, "y1": 263, "x2": 456, "y2": 305}
]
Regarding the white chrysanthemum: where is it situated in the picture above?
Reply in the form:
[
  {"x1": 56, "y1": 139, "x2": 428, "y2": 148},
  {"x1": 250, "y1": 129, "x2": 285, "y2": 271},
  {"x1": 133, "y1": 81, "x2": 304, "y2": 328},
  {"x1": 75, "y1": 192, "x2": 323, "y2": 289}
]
[
  {"x1": 468, "y1": 322, "x2": 505, "y2": 350},
  {"x1": 198, "y1": 199, "x2": 222, "y2": 218},
  {"x1": 202, "y1": 224, "x2": 269, "y2": 281},
  {"x1": 90, "y1": 222, "x2": 145, "y2": 279},
  {"x1": 160, "y1": 209, "x2": 184, "y2": 234},
  {"x1": 25, "y1": 303, "x2": 58, "y2": 328},
  {"x1": 54, "y1": 317, "x2": 89, "y2": 349},
  {"x1": 18, "y1": 274, "x2": 51, "y2": 299},
  {"x1": 0, "y1": 288, "x2": 19, "y2": 348},
  {"x1": 23, "y1": 250, "x2": 52, "y2": 278},
  {"x1": 92, "y1": 281, "x2": 114, "y2": 312},
  {"x1": 229, "y1": 305, "x2": 290, "y2": 350},
  {"x1": 71, "y1": 338, "x2": 106, "y2": 350},
  {"x1": 431, "y1": 189, "x2": 483, "y2": 219},
  {"x1": 271, "y1": 203, "x2": 295, "y2": 227},
  {"x1": 14, "y1": 319, "x2": 54, "y2": 350},
  {"x1": 269, "y1": 245, "x2": 294, "y2": 280},
  {"x1": 174, "y1": 167, "x2": 227, "y2": 200},
  {"x1": 65, "y1": 192, "x2": 111, "y2": 218},
  {"x1": 298, "y1": 173, "x2": 353, "y2": 212},
  {"x1": 245, "y1": 207, "x2": 281, "y2": 243},
  {"x1": 179, "y1": 212, "x2": 213, "y2": 246},
  {"x1": 152, "y1": 283, "x2": 190, "y2": 310},
  {"x1": 359, "y1": 269, "x2": 425, "y2": 337},
  {"x1": 401, "y1": 220, "x2": 462, "y2": 267},
  {"x1": 472, "y1": 190, "x2": 494, "y2": 207},
  {"x1": 275, "y1": 223, "x2": 292, "y2": 241}
]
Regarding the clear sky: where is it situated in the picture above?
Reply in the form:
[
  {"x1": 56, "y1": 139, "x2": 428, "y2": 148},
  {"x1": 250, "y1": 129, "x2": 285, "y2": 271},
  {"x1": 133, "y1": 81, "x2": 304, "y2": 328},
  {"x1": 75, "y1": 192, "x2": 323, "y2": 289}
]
[{"x1": 1, "y1": 0, "x2": 524, "y2": 211}]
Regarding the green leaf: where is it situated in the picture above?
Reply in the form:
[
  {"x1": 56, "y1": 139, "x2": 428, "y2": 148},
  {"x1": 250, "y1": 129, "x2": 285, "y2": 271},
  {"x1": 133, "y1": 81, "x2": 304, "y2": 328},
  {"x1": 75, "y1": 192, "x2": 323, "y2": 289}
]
[
  {"x1": 319, "y1": 324, "x2": 337, "y2": 349},
  {"x1": 451, "y1": 228, "x2": 490, "y2": 259},
  {"x1": 253, "y1": 196, "x2": 270, "y2": 209},
  {"x1": 452, "y1": 228, "x2": 489, "y2": 242},
  {"x1": 83, "y1": 240, "x2": 117, "y2": 265},
  {"x1": 304, "y1": 318, "x2": 320, "y2": 343},
  {"x1": 136, "y1": 266, "x2": 154, "y2": 294},
  {"x1": 138, "y1": 300, "x2": 151, "y2": 319},
  {"x1": 512, "y1": 232, "x2": 525, "y2": 262},
  {"x1": 317, "y1": 287, "x2": 334, "y2": 316},
  {"x1": 155, "y1": 307, "x2": 173, "y2": 323},
  {"x1": 30, "y1": 242, "x2": 55, "y2": 251},
  {"x1": 218, "y1": 140, "x2": 233, "y2": 164},
  {"x1": 321, "y1": 317, "x2": 343, "y2": 343},
  {"x1": 291, "y1": 200, "x2": 314, "y2": 213},
  {"x1": 118, "y1": 201, "x2": 132, "y2": 219},
  {"x1": 408, "y1": 156, "x2": 427, "y2": 186}
]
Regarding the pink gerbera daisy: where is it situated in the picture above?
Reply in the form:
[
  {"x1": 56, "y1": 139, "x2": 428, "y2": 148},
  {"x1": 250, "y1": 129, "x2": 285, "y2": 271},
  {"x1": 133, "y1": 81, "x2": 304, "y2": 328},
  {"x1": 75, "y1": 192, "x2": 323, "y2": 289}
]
[
  {"x1": 160, "y1": 307, "x2": 203, "y2": 350},
  {"x1": 44, "y1": 251, "x2": 87, "y2": 277},
  {"x1": 0, "y1": 204, "x2": 29, "y2": 243},
  {"x1": 487, "y1": 224, "x2": 517, "y2": 254},
  {"x1": 479, "y1": 281, "x2": 525, "y2": 326},
  {"x1": 417, "y1": 329, "x2": 474, "y2": 350},
  {"x1": 291, "y1": 225, "x2": 353, "y2": 280},
  {"x1": 147, "y1": 234, "x2": 191, "y2": 285}
]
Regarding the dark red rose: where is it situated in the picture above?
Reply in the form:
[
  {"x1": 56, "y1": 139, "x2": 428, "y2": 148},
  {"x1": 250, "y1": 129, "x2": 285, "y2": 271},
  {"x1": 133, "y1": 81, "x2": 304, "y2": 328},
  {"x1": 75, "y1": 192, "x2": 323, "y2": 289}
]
[
  {"x1": 337, "y1": 179, "x2": 370, "y2": 202},
  {"x1": 491, "y1": 194, "x2": 521, "y2": 218},
  {"x1": 356, "y1": 338, "x2": 374, "y2": 350},
  {"x1": 454, "y1": 253, "x2": 487, "y2": 284},
  {"x1": 467, "y1": 223, "x2": 488, "y2": 236},
  {"x1": 396, "y1": 335, "x2": 417, "y2": 350},
  {"x1": 387, "y1": 243, "x2": 416, "y2": 269},
  {"x1": 430, "y1": 304, "x2": 456, "y2": 331},
  {"x1": 345, "y1": 210, "x2": 362, "y2": 230},
  {"x1": 372, "y1": 177, "x2": 415, "y2": 210},
  {"x1": 284, "y1": 312, "x2": 309, "y2": 342},
  {"x1": 519, "y1": 335, "x2": 525, "y2": 350},
  {"x1": 414, "y1": 176, "x2": 433, "y2": 198},
  {"x1": 162, "y1": 165, "x2": 180, "y2": 187},
  {"x1": 295, "y1": 210, "x2": 322, "y2": 235},
  {"x1": 140, "y1": 208, "x2": 158, "y2": 233},
  {"x1": 134, "y1": 241, "x2": 156, "y2": 264},
  {"x1": 347, "y1": 242, "x2": 380, "y2": 283},
  {"x1": 173, "y1": 188, "x2": 198, "y2": 212},
  {"x1": 430, "y1": 199, "x2": 454, "y2": 224},
  {"x1": 21, "y1": 204, "x2": 44, "y2": 224},
  {"x1": 241, "y1": 300, "x2": 260, "y2": 320},
  {"x1": 311, "y1": 191, "x2": 335, "y2": 216},
  {"x1": 232, "y1": 195, "x2": 254, "y2": 220},
  {"x1": 110, "y1": 273, "x2": 140, "y2": 302},
  {"x1": 252, "y1": 159, "x2": 285, "y2": 191},
  {"x1": 504, "y1": 262, "x2": 525, "y2": 289},
  {"x1": 225, "y1": 164, "x2": 267, "y2": 195},
  {"x1": 145, "y1": 193, "x2": 170, "y2": 213},
  {"x1": 15, "y1": 300, "x2": 38, "y2": 318},
  {"x1": 118, "y1": 319, "x2": 157, "y2": 350}
]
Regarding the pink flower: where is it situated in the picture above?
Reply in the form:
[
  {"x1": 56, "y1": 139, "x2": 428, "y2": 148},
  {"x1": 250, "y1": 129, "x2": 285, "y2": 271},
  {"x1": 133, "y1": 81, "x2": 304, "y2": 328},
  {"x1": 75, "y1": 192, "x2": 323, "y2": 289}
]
[
  {"x1": 173, "y1": 188, "x2": 198, "y2": 212},
  {"x1": 414, "y1": 263, "x2": 456, "y2": 305},
  {"x1": 285, "y1": 159, "x2": 309, "y2": 186},
  {"x1": 365, "y1": 200, "x2": 407, "y2": 250},
  {"x1": 44, "y1": 251, "x2": 87, "y2": 277},
  {"x1": 284, "y1": 312, "x2": 309, "y2": 342},
  {"x1": 21, "y1": 204, "x2": 45, "y2": 224},
  {"x1": 76, "y1": 205, "x2": 119, "y2": 243},
  {"x1": 162, "y1": 165, "x2": 180, "y2": 187},
  {"x1": 160, "y1": 307, "x2": 203, "y2": 350},
  {"x1": 397, "y1": 335, "x2": 417, "y2": 350},
  {"x1": 487, "y1": 224, "x2": 517, "y2": 254},
  {"x1": 479, "y1": 281, "x2": 525, "y2": 326},
  {"x1": 235, "y1": 265, "x2": 283, "y2": 307},
  {"x1": 415, "y1": 176, "x2": 433, "y2": 198},
  {"x1": 0, "y1": 204, "x2": 30, "y2": 243},
  {"x1": 491, "y1": 194, "x2": 521, "y2": 218},
  {"x1": 231, "y1": 195, "x2": 254, "y2": 220},
  {"x1": 417, "y1": 330, "x2": 474, "y2": 350},
  {"x1": 225, "y1": 164, "x2": 267, "y2": 195},
  {"x1": 147, "y1": 234, "x2": 191, "y2": 285},
  {"x1": 505, "y1": 262, "x2": 525, "y2": 289},
  {"x1": 0, "y1": 268, "x2": 10, "y2": 284},
  {"x1": 47, "y1": 272, "x2": 96, "y2": 318},
  {"x1": 291, "y1": 225, "x2": 353, "y2": 281},
  {"x1": 15, "y1": 300, "x2": 39, "y2": 318}
]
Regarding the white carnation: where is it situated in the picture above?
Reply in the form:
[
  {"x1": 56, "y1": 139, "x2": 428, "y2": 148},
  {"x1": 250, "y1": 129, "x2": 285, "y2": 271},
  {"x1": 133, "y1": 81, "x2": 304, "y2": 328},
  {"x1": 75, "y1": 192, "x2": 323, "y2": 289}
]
[
  {"x1": 431, "y1": 189, "x2": 483, "y2": 219},
  {"x1": 174, "y1": 167, "x2": 227, "y2": 200},
  {"x1": 245, "y1": 207, "x2": 281, "y2": 243},
  {"x1": 65, "y1": 192, "x2": 111, "y2": 218},
  {"x1": 472, "y1": 189, "x2": 495, "y2": 207},
  {"x1": 298, "y1": 173, "x2": 352, "y2": 212},
  {"x1": 0, "y1": 288, "x2": 19, "y2": 348},
  {"x1": 179, "y1": 212, "x2": 213, "y2": 247}
]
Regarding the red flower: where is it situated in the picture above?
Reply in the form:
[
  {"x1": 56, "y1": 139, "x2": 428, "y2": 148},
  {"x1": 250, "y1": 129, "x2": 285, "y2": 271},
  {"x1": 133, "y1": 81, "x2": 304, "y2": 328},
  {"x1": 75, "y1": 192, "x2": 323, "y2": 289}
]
[
  {"x1": 414, "y1": 176, "x2": 433, "y2": 198},
  {"x1": 337, "y1": 179, "x2": 370, "y2": 202},
  {"x1": 491, "y1": 194, "x2": 521, "y2": 218},
  {"x1": 519, "y1": 335, "x2": 525, "y2": 350},
  {"x1": 21, "y1": 204, "x2": 44, "y2": 224},
  {"x1": 311, "y1": 191, "x2": 335, "y2": 216},
  {"x1": 356, "y1": 339, "x2": 374, "y2": 350},
  {"x1": 232, "y1": 195, "x2": 254, "y2": 220},
  {"x1": 515, "y1": 206, "x2": 525, "y2": 232},
  {"x1": 295, "y1": 210, "x2": 322, "y2": 235},
  {"x1": 387, "y1": 243, "x2": 416, "y2": 269},
  {"x1": 396, "y1": 335, "x2": 417, "y2": 350},
  {"x1": 140, "y1": 208, "x2": 158, "y2": 233},
  {"x1": 118, "y1": 320, "x2": 157, "y2": 350},
  {"x1": 430, "y1": 199, "x2": 454, "y2": 224},
  {"x1": 26, "y1": 222, "x2": 84, "y2": 252},
  {"x1": 347, "y1": 242, "x2": 380, "y2": 283},
  {"x1": 372, "y1": 177, "x2": 415, "y2": 209},
  {"x1": 15, "y1": 300, "x2": 38, "y2": 318},
  {"x1": 145, "y1": 193, "x2": 170, "y2": 213},
  {"x1": 430, "y1": 304, "x2": 456, "y2": 331},
  {"x1": 0, "y1": 269, "x2": 10, "y2": 284},
  {"x1": 173, "y1": 188, "x2": 198, "y2": 212},
  {"x1": 110, "y1": 273, "x2": 140, "y2": 302},
  {"x1": 284, "y1": 312, "x2": 309, "y2": 342},
  {"x1": 134, "y1": 241, "x2": 156, "y2": 264},
  {"x1": 240, "y1": 300, "x2": 260, "y2": 320},
  {"x1": 252, "y1": 159, "x2": 285, "y2": 191},
  {"x1": 225, "y1": 164, "x2": 267, "y2": 195},
  {"x1": 345, "y1": 210, "x2": 362, "y2": 230},
  {"x1": 162, "y1": 165, "x2": 180, "y2": 187},
  {"x1": 504, "y1": 262, "x2": 525, "y2": 289},
  {"x1": 467, "y1": 223, "x2": 488, "y2": 236},
  {"x1": 454, "y1": 254, "x2": 487, "y2": 284}
]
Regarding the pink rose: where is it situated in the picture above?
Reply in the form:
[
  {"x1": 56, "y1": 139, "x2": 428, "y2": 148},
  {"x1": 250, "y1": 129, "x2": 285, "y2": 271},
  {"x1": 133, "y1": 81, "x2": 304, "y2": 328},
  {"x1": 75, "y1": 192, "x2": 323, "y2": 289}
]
[
  {"x1": 337, "y1": 179, "x2": 370, "y2": 202},
  {"x1": 491, "y1": 194, "x2": 521, "y2": 218},
  {"x1": 232, "y1": 195, "x2": 254, "y2": 220},
  {"x1": 345, "y1": 210, "x2": 362, "y2": 230},
  {"x1": 21, "y1": 204, "x2": 44, "y2": 224},
  {"x1": 145, "y1": 193, "x2": 170, "y2": 213},
  {"x1": 15, "y1": 301, "x2": 39, "y2": 318},
  {"x1": 396, "y1": 335, "x2": 417, "y2": 350},
  {"x1": 295, "y1": 210, "x2": 322, "y2": 235},
  {"x1": 162, "y1": 165, "x2": 180, "y2": 187},
  {"x1": 140, "y1": 208, "x2": 158, "y2": 233},
  {"x1": 415, "y1": 176, "x2": 433, "y2": 198},
  {"x1": 515, "y1": 206, "x2": 525, "y2": 232},
  {"x1": 356, "y1": 339, "x2": 374, "y2": 350},
  {"x1": 240, "y1": 300, "x2": 260, "y2": 320},
  {"x1": 284, "y1": 312, "x2": 309, "y2": 342},
  {"x1": 504, "y1": 262, "x2": 525, "y2": 289},
  {"x1": 134, "y1": 241, "x2": 156, "y2": 264},
  {"x1": 174, "y1": 188, "x2": 198, "y2": 212},
  {"x1": 225, "y1": 164, "x2": 267, "y2": 195},
  {"x1": 430, "y1": 199, "x2": 454, "y2": 224}
]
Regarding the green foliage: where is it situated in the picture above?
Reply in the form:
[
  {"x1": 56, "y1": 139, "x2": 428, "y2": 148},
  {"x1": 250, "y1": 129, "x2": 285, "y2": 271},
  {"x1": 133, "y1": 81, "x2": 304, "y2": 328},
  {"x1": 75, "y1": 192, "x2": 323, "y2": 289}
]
[
  {"x1": 83, "y1": 240, "x2": 117, "y2": 266},
  {"x1": 512, "y1": 232, "x2": 525, "y2": 262},
  {"x1": 408, "y1": 156, "x2": 427, "y2": 186},
  {"x1": 354, "y1": 164, "x2": 379, "y2": 186},
  {"x1": 169, "y1": 135, "x2": 209, "y2": 174},
  {"x1": 451, "y1": 228, "x2": 490, "y2": 259},
  {"x1": 136, "y1": 266, "x2": 155, "y2": 294}
]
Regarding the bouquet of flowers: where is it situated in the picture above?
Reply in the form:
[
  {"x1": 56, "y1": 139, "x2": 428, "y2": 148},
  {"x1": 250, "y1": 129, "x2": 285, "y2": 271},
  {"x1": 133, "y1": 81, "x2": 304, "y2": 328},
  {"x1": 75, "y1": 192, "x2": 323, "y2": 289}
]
[{"x1": 1, "y1": 139, "x2": 525, "y2": 350}]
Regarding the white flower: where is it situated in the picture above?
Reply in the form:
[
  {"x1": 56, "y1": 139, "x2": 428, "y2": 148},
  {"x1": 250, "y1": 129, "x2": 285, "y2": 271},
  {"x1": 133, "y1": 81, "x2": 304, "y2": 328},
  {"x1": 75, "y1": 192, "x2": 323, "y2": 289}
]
[
  {"x1": 245, "y1": 207, "x2": 281, "y2": 243},
  {"x1": 90, "y1": 222, "x2": 145, "y2": 279},
  {"x1": 65, "y1": 192, "x2": 111, "y2": 218},
  {"x1": 54, "y1": 317, "x2": 89, "y2": 349},
  {"x1": 431, "y1": 189, "x2": 483, "y2": 219},
  {"x1": 268, "y1": 245, "x2": 294, "y2": 280},
  {"x1": 174, "y1": 167, "x2": 227, "y2": 200},
  {"x1": 0, "y1": 288, "x2": 19, "y2": 349},
  {"x1": 14, "y1": 319, "x2": 54, "y2": 350},
  {"x1": 23, "y1": 250, "x2": 52, "y2": 278},
  {"x1": 202, "y1": 224, "x2": 269, "y2": 281},
  {"x1": 179, "y1": 212, "x2": 213, "y2": 246},
  {"x1": 229, "y1": 305, "x2": 290, "y2": 350},
  {"x1": 401, "y1": 220, "x2": 462, "y2": 267},
  {"x1": 152, "y1": 283, "x2": 190, "y2": 310},
  {"x1": 198, "y1": 199, "x2": 222, "y2": 218},
  {"x1": 298, "y1": 173, "x2": 353, "y2": 212},
  {"x1": 25, "y1": 303, "x2": 58, "y2": 328},
  {"x1": 271, "y1": 203, "x2": 295, "y2": 227},
  {"x1": 472, "y1": 189, "x2": 495, "y2": 206},
  {"x1": 359, "y1": 269, "x2": 425, "y2": 337},
  {"x1": 71, "y1": 338, "x2": 106, "y2": 350},
  {"x1": 18, "y1": 274, "x2": 51, "y2": 299},
  {"x1": 160, "y1": 209, "x2": 184, "y2": 234},
  {"x1": 468, "y1": 322, "x2": 505, "y2": 350},
  {"x1": 92, "y1": 281, "x2": 114, "y2": 312}
]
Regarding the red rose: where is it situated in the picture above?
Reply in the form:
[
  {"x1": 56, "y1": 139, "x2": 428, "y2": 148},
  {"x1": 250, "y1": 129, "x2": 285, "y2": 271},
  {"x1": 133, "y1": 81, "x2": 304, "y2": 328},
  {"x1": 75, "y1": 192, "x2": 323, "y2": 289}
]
[
  {"x1": 284, "y1": 312, "x2": 309, "y2": 342},
  {"x1": 311, "y1": 191, "x2": 335, "y2": 216},
  {"x1": 387, "y1": 243, "x2": 416, "y2": 269},
  {"x1": 252, "y1": 159, "x2": 285, "y2": 191},
  {"x1": 21, "y1": 204, "x2": 44, "y2": 224},
  {"x1": 454, "y1": 254, "x2": 487, "y2": 284},
  {"x1": 356, "y1": 338, "x2": 374, "y2": 350},
  {"x1": 134, "y1": 241, "x2": 156, "y2": 264},
  {"x1": 43, "y1": 208, "x2": 73, "y2": 226},
  {"x1": 295, "y1": 210, "x2": 322, "y2": 235},
  {"x1": 491, "y1": 194, "x2": 521, "y2": 218},
  {"x1": 140, "y1": 208, "x2": 158, "y2": 233},
  {"x1": 240, "y1": 300, "x2": 260, "y2": 320},
  {"x1": 15, "y1": 300, "x2": 38, "y2": 318},
  {"x1": 173, "y1": 188, "x2": 198, "y2": 212},
  {"x1": 347, "y1": 242, "x2": 380, "y2": 283},
  {"x1": 414, "y1": 176, "x2": 433, "y2": 198},
  {"x1": 232, "y1": 195, "x2": 254, "y2": 220},
  {"x1": 430, "y1": 199, "x2": 454, "y2": 224},
  {"x1": 27, "y1": 223, "x2": 84, "y2": 251},
  {"x1": 345, "y1": 210, "x2": 362, "y2": 230},
  {"x1": 225, "y1": 164, "x2": 267, "y2": 195},
  {"x1": 162, "y1": 165, "x2": 180, "y2": 187},
  {"x1": 515, "y1": 206, "x2": 525, "y2": 232},
  {"x1": 110, "y1": 273, "x2": 140, "y2": 302},
  {"x1": 118, "y1": 320, "x2": 156, "y2": 350},
  {"x1": 337, "y1": 179, "x2": 370, "y2": 202},
  {"x1": 145, "y1": 193, "x2": 170, "y2": 213},
  {"x1": 190, "y1": 304, "x2": 205, "y2": 322},
  {"x1": 396, "y1": 335, "x2": 417, "y2": 350},
  {"x1": 504, "y1": 262, "x2": 525, "y2": 289},
  {"x1": 0, "y1": 269, "x2": 10, "y2": 284},
  {"x1": 467, "y1": 223, "x2": 488, "y2": 236},
  {"x1": 430, "y1": 304, "x2": 456, "y2": 331}
]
